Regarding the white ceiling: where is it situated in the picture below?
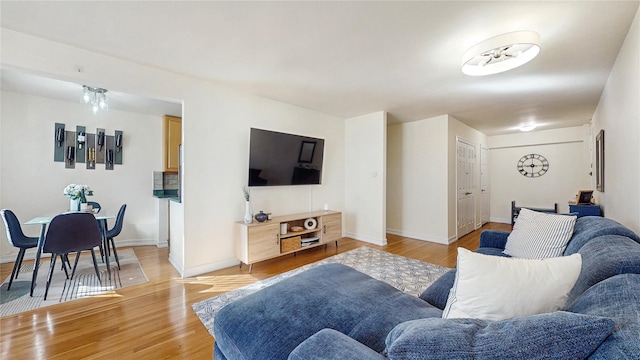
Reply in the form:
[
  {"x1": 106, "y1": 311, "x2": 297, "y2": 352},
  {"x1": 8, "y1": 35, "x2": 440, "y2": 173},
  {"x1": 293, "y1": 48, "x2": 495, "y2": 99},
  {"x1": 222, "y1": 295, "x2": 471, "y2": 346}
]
[
  {"x1": 1, "y1": 1, "x2": 638, "y2": 135},
  {"x1": 0, "y1": 69, "x2": 183, "y2": 117}
]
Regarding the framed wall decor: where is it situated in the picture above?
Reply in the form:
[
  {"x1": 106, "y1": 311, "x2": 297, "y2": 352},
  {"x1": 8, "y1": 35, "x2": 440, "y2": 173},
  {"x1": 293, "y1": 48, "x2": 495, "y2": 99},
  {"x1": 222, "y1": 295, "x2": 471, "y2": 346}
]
[
  {"x1": 577, "y1": 190, "x2": 594, "y2": 204},
  {"x1": 595, "y1": 129, "x2": 604, "y2": 192},
  {"x1": 298, "y1": 141, "x2": 316, "y2": 163}
]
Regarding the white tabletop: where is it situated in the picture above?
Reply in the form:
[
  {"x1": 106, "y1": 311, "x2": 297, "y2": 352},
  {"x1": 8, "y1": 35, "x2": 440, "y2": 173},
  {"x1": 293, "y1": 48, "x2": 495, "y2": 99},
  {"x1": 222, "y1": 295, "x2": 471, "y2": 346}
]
[{"x1": 25, "y1": 212, "x2": 115, "y2": 225}]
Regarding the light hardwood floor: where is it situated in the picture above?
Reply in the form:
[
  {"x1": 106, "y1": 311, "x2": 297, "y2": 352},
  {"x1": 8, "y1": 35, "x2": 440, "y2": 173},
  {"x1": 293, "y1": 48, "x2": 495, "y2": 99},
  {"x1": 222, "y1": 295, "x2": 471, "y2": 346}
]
[{"x1": 0, "y1": 222, "x2": 510, "y2": 359}]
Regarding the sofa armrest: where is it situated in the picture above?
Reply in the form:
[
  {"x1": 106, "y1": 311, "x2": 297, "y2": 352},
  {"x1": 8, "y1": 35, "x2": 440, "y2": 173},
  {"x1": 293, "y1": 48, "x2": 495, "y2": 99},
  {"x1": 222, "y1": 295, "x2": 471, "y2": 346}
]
[
  {"x1": 479, "y1": 230, "x2": 510, "y2": 249},
  {"x1": 288, "y1": 329, "x2": 385, "y2": 360}
]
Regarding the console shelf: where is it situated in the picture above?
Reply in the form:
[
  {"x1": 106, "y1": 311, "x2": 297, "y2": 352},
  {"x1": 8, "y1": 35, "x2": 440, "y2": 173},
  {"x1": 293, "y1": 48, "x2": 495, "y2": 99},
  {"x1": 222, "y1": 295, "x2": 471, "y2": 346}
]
[{"x1": 236, "y1": 210, "x2": 342, "y2": 273}]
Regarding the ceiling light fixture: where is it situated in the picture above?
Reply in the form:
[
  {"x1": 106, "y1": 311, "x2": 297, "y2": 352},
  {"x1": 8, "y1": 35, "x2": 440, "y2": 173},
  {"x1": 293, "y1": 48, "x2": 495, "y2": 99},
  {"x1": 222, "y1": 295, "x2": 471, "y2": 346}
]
[
  {"x1": 519, "y1": 124, "x2": 537, "y2": 132},
  {"x1": 462, "y1": 30, "x2": 541, "y2": 76},
  {"x1": 81, "y1": 85, "x2": 108, "y2": 114}
]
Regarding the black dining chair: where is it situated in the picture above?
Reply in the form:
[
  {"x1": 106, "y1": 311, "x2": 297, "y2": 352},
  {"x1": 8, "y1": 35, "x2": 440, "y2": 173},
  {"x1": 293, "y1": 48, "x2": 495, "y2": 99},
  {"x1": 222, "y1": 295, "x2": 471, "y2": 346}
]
[
  {"x1": 85, "y1": 201, "x2": 106, "y2": 260},
  {"x1": 105, "y1": 204, "x2": 126, "y2": 270},
  {"x1": 0, "y1": 209, "x2": 39, "y2": 290},
  {"x1": 41, "y1": 212, "x2": 103, "y2": 300}
]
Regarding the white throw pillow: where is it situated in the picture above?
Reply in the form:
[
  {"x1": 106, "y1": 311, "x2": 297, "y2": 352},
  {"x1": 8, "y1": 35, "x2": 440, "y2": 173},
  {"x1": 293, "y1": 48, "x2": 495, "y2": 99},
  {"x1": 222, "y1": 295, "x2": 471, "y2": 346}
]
[
  {"x1": 504, "y1": 208, "x2": 577, "y2": 259},
  {"x1": 442, "y1": 248, "x2": 582, "y2": 321}
]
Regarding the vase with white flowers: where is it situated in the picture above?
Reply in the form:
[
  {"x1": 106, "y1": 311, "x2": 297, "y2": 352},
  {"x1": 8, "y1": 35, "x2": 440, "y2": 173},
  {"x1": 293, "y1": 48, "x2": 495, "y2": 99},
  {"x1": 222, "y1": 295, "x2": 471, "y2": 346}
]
[
  {"x1": 63, "y1": 184, "x2": 93, "y2": 211},
  {"x1": 242, "y1": 186, "x2": 253, "y2": 224}
]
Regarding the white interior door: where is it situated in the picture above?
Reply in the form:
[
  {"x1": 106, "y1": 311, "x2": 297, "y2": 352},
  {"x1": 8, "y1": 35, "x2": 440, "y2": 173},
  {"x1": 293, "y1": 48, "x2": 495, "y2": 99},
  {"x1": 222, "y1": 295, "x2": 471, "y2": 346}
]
[
  {"x1": 481, "y1": 146, "x2": 490, "y2": 225},
  {"x1": 457, "y1": 139, "x2": 476, "y2": 238}
]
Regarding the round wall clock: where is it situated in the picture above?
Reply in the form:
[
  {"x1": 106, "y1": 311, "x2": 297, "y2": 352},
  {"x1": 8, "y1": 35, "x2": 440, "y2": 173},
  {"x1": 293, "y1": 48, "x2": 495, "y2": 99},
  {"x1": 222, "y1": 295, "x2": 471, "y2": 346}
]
[{"x1": 517, "y1": 153, "x2": 549, "y2": 177}]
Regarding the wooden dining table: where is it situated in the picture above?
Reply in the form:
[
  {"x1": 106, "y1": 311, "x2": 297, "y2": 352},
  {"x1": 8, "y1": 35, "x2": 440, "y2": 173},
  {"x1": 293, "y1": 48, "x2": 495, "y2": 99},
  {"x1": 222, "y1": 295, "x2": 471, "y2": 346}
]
[{"x1": 25, "y1": 211, "x2": 116, "y2": 297}]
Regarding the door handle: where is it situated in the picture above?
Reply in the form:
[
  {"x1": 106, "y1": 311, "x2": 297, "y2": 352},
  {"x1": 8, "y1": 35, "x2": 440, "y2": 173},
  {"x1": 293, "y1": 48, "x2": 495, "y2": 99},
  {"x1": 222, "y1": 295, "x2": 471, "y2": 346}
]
[{"x1": 465, "y1": 192, "x2": 472, "y2": 195}]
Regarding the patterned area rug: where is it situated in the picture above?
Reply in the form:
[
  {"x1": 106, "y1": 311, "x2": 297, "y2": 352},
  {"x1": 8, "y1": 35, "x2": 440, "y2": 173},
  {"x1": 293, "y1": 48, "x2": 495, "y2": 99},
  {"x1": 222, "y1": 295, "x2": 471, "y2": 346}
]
[
  {"x1": 192, "y1": 246, "x2": 450, "y2": 336},
  {"x1": 0, "y1": 248, "x2": 148, "y2": 317}
]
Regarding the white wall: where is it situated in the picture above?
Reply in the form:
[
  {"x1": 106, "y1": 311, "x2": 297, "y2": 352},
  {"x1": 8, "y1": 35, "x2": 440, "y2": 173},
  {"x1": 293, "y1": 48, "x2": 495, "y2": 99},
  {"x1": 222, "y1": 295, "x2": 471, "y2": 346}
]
[
  {"x1": 1, "y1": 29, "x2": 346, "y2": 277},
  {"x1": 487, "y1": 126, "x2": 592, "y2": 223},
  {"x1": 591, "y1": 7, "x2": 640, "y2": 234},
  {"x1": 387, "y1": 115, "x2": 449, "y2": 243},
  {"x1": 387, "y1": 115, "x2": 487, "y2": 244},
  {"x1": 344, "y1": 112, "x2": 386, "y2": 245},
  {"x1": 0, "y1": 91, "x2": 163, "y2": 262}
]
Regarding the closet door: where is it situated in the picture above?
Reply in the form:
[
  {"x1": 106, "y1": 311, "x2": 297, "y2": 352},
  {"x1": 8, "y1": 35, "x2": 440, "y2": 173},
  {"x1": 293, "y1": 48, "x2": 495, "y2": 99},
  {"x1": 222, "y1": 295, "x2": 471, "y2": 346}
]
[{"x1": 457, "y1": 139, "x2": 476, "y2": 237}]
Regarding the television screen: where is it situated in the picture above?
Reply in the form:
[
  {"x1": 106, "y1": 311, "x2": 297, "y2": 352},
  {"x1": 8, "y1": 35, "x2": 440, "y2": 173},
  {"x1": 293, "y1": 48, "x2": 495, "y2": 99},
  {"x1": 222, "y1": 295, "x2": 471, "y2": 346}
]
[{"x1": 248, "y1": 128, "x2": 324, "y2": 186}]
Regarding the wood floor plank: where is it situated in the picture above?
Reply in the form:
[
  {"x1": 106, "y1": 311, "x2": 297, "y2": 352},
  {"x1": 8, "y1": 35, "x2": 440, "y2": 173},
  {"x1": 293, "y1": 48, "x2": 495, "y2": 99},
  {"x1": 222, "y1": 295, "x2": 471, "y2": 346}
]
[{"x1": 0, "y1": 222, "x2": 510, "y2": 359}]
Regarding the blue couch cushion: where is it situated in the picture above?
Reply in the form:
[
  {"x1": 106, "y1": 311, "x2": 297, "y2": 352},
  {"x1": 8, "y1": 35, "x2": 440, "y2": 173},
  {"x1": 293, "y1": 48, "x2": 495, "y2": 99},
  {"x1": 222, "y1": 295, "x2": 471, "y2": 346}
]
[
  {"x1": 475, "y1": 247, "x2": 511, "y2": 257},
  {"x1": 567, "y1": 274, "x2": 640, "y2": 359},
  {"x1": 288, "y1": 329, "x2": 385, "y2": 360},
  {"x1": 214, "y1": 263, "x2": 441, "y2": 360},
  {"x1": 384, "y1": 312, "x2": 615, "y2": 360},
  {"x1": 567, "y1": 235, "x2": 640, "y2": 304},
  {"x1": 478, "y1": 229, "x2": 510, "y2": 249},
  {"x1": 564, "y1": 216, "x2": 640, "y2": 255}
]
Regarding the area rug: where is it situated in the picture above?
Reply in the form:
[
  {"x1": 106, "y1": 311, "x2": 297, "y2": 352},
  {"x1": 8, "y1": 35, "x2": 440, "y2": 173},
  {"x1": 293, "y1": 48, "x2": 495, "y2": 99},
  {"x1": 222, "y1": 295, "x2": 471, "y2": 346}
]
[
  {"x1": 192, "y1": 246, "x2": 450, "y2": 336},
  {"x1": 0, "y1": 248, "x2": 148, "y2": 317}
]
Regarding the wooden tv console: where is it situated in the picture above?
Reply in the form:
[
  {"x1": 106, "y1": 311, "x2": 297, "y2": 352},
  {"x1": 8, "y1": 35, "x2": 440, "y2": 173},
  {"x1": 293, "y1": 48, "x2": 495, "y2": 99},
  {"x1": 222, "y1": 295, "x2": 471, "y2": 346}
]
[{"x1": 236, "y1": 210, "x2": 342, "y2": 273}]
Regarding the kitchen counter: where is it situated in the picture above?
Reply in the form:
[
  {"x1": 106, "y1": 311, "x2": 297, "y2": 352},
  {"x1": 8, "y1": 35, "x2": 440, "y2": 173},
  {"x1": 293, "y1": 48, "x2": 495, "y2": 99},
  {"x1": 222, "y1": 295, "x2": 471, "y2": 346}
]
[{"x1": 153, "y1": 189, "x2": 180, "y2": 202}]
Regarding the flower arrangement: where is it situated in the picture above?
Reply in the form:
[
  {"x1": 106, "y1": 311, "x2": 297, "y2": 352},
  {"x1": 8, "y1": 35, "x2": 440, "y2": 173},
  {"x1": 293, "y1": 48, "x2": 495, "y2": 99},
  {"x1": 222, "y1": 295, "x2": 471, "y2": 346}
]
[
  {"x1": 63, "y1": 184, "x2": 94, "y2": 202},
  {"x1": 242, "y1": 186, "x2": 250, "y2": 202}
]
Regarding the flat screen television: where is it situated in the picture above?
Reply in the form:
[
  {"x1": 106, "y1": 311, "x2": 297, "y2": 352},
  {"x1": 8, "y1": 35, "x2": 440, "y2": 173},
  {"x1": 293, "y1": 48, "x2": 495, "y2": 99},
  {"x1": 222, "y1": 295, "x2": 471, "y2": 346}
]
[{"x1": 248, "y1": 128, "x2": 324, "y2": 186}]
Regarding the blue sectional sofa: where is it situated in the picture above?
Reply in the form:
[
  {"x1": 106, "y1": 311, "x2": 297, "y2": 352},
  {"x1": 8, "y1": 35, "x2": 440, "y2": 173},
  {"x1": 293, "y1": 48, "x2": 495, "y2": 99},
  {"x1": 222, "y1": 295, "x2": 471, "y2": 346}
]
[{"x1": 213, "y1": 216, "x2": 640, "y2": 359}]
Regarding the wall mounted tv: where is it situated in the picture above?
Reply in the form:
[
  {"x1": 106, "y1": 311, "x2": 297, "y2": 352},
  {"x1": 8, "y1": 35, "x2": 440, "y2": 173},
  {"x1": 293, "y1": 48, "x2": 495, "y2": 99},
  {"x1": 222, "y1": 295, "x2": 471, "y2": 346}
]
[{"x1": 248, "y1": 128, "x2": 324, "y2": 186}]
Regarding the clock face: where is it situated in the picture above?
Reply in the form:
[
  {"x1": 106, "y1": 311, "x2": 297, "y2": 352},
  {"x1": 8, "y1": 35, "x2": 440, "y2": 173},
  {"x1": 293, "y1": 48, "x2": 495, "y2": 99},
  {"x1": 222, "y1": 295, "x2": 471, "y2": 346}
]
[{"x1": 517, "y1": 154, "x2": 549, "y2": 177}]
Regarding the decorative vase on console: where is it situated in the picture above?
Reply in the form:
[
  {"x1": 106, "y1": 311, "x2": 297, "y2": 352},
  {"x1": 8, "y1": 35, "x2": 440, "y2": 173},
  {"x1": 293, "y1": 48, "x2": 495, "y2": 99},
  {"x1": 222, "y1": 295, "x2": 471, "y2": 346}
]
[
  {"x1": 242, "y1": 186, "x2": 253, "y2": 224},
  {"x1": 70, "y1": 198, "x2": 80, "y2": 212},
  {"x1": 254, "y1": 210, "x2": 268, "y2": 223},
  {"x1": 244, "y1": 201, "x2": 253, "y2": 224}
]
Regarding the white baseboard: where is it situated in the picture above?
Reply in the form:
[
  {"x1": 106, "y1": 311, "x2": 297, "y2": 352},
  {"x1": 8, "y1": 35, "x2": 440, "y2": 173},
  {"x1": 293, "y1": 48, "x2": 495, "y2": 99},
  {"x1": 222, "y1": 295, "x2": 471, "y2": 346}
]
[
  {"x1": 180, "y1": 258, "x2": 241, "y2": 278},
  {"x1": 116, "y1": 239, "x2": 162, "y2": 248},
  {"x1": 156, "y1": 241, "x2": 169, "y2": 248},
  {"x1": 168, "y1": 252, "x2": 183, "y2": 276},
  {"x1": 386, "y1": 228, "x2": 454, "y2": 245},
  {"x1": 343, "y1": 232, "x2": 387, "y2": 246},
  {"x1": 489, "y1": 217, "x2": 511, "y2": 224}
]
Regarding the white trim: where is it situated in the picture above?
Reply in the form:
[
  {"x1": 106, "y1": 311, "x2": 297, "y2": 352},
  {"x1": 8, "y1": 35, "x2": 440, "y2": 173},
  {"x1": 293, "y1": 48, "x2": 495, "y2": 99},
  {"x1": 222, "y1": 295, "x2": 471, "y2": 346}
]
[
  {"x1": 168, "y1": 252, "x2": 183, "y2": 277},
  {"x1": 490, "y1": 217, "x2": 511, "y2": 224},
  {"x1": 488, "y1": 140, "x2": 582, "y2": 150},
  {"x1": 343, "y1": 232, "x2": 387, "y2": 246},
  {"x1": 386, "y1": 228, "x2": 456, "y2": 245},
  {"x1": 116, "y1": 239, "x2": 162, "y2": 248},
  {"x1": 181, "y1": 258, "x2": 240, "y2": 278}
]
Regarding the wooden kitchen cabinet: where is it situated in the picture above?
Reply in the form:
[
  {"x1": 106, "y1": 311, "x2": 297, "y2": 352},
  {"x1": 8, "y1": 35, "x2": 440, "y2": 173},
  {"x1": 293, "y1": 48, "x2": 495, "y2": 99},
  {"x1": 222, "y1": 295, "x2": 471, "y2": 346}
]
[{"x1": 163, "y1": 115, "x2": 182, "y2": 172}]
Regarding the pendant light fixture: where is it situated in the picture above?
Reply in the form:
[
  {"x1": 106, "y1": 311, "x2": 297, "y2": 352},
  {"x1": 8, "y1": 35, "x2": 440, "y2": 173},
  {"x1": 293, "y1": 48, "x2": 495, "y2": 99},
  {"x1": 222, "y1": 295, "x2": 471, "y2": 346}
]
[
  {"x1": 462, "y1": 30, "x2": 541, "y2": 76},
  {"x1": 81, "y1": 85, "x2": 109, "y2": 114}
]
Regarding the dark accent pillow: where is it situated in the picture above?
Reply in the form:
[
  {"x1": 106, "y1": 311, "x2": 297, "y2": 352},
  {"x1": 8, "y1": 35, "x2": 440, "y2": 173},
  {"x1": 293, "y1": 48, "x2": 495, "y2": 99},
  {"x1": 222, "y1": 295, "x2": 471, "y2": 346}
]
[
  {"x1": 385, "y1": 311, "x2": 614, "y2": 360},
  {"x1": 419, "y1": 269, "x2": 456, "y2": 309}
]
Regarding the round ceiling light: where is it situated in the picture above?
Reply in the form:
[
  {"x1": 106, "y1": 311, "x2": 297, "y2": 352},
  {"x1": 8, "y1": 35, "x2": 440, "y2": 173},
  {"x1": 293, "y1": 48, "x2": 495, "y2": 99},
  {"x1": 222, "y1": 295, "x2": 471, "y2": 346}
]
[
  {"x1": 519, "y1": 123, "x2": 537, "y2": 132},
  {"x1": 462, "y1": 30, "x2": 541, "y2": 76}
]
